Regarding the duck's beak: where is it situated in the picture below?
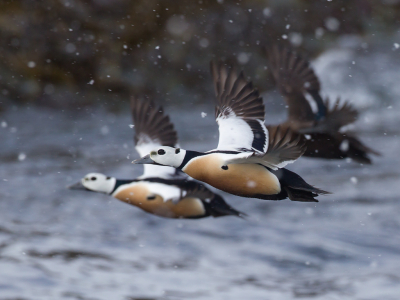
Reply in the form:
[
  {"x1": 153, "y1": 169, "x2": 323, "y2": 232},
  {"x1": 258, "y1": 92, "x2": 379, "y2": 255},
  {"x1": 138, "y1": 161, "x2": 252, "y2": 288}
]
[
  {"x1": 68, "y1": 181, "x2": 86, "y2": 190},
  {"x1": 132, "y1": 154, "x2": 155, "y2": 165}
]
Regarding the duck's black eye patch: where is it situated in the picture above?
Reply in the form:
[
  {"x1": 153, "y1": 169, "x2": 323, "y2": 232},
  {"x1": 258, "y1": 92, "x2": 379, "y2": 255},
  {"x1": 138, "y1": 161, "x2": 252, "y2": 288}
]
[
  {"x1": 106, "y1": 176, "x2": 111, "y2": 180},
  {"x1": 221, "y1": 165, "x2": 228, "y2": 170},
  {"x1": 175, "y1": 148, "x2": 180, "y2": 154},
  {"x1": 147, "y1": 195, "x2": 156, "y2": 200},
  {"x1": 158, "y1": 149, "x2": 166, "y2": 155},
  {"x1": 91, "y1": 177, "x2": 97, "y2": 180}
]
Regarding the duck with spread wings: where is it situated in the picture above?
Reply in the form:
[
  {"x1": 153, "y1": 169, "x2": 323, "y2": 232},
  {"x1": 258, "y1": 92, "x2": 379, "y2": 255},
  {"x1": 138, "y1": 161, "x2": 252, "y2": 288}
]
[
  {"x1": 69, "y1": 97, "x2": 243, "y2": 219},
  {"x1": 134, "y1": 63, "x2": 328, "y2": 202},
  {"x1": 265, "y1": 45, "x2": 380, "y2": 164}
]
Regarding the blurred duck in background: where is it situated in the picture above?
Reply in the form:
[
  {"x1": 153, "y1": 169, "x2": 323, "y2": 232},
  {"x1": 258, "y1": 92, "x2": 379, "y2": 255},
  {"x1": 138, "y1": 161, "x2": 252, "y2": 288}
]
[
  {"x1": 69, "y1": 97, "x2": 244, "y2": 219},
  {"x1": 265, "y1": 45, "x2": 380, "y2": 164}
]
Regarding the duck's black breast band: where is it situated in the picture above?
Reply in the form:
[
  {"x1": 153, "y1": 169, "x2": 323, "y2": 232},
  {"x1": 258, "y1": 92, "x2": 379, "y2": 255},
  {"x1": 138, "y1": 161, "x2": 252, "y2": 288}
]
[
  {"x1": 177, "y1": 150, "x2": 242, "y2": 170},
  {"x1": 110, "y1": 179, "x2": 139, "y2": 194},
  {"x1": 178, "y1": 150, "x2": 204, "y2": 170},
  {"x1": 207, "y1": 150, "x2": 242, "y2": 155},
  {"x1": 140, "y1": 177, "x2": 188, "y2": 186}
]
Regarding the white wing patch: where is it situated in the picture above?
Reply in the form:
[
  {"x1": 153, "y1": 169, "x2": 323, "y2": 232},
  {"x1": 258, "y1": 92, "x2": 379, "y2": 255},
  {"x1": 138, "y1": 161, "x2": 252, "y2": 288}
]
[
  {"x1": 216, "y1": 108, "x2": 269, "y2": 153},
  {"x1": 216, "y1": 116, "x2": 254, "y2": 151},
  {"x1": 223, "y1": 152, "x2": 296, "y2": 170},
  {"x1": 256, "y1": 157, "x2": 296, "y2": 170},
  {"x1": 221, "y1": 150, "x2": 297, "y2": 170},
  {"x1": 223, "y1": 152, "x2": 254, "y2": 164}
]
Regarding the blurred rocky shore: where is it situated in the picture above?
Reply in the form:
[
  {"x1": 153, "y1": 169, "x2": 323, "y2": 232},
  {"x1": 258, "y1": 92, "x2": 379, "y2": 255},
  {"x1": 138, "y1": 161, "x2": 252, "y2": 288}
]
[{"x1": 1, "y1": 0, "x2": 399, "y2": 111}]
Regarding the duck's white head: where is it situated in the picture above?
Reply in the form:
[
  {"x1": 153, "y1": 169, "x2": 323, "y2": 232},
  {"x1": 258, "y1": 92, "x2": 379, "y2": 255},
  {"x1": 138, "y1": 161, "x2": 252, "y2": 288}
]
[
  {"x1": 133, "y1": 146, "x2": 186, "y2": 168},
  {"x1": 69, "y1": 172, "x2": 116, "y2": 194}
]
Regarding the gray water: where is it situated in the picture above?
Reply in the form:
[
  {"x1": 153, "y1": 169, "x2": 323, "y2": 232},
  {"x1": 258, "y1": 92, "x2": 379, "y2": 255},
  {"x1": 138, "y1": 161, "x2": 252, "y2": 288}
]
[{"x1": 1, "y1": 44, "x2": 400, "y2": 299}]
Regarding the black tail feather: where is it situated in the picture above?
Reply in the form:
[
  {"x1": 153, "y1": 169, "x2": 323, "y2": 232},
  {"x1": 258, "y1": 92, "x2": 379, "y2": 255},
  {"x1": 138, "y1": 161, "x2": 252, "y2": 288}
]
[
  {"x1": 269, "y1": 168, "x2": 329, "y2": 202},
  {"x1": 345, "y1": 135, "x2": 381, "y2": 164},
  {"x1": 206, "y1": 194, "x2": 246, "y2": 218}
]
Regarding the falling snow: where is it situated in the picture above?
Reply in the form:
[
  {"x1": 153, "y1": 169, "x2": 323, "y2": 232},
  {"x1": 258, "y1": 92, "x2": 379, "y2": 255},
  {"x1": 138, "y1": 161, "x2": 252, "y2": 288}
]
[
  {"x1": 18, "y1": 153, "x2": 26, "y2": 161},
  {"x1": 350, "y1": 177, "x2": 358, "y2": 184},
  {"x1": 0, "y1": 2, "x2": 399, "y2": 299},
  {"x1": 100, "y1": 125, "x2": 109, "y2": 135}
]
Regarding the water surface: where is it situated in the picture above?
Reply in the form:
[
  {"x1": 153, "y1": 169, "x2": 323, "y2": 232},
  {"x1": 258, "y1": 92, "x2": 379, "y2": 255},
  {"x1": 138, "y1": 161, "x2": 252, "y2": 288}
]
[{"x1": 0, "y1": 46, "x2": 399, "y2": 300}]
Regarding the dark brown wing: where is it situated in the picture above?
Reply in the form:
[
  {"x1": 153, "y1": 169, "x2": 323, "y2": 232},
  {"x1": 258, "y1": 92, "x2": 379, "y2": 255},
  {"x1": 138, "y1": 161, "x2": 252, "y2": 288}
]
[
  {"x1": 179, "y1": 180, "x2": 216, "y2": 200},
  {"x1": 224, "y1": 124, "x2": 305, "y2": 169},
  {"x1": 171, "y1": 179, "x2": 244, "y2": 217},
  {"x1": 210, "y1": 60, "x2": 265, "y2": 121},
  {"x1": 130, "y1": 96, "x2": 177, "y2": 150},
  {"x1": 261, "y1": 124, "x2": 307, "y2": 167},
  {"x1": 322, "y1": 97, "x2": 358, "y2": 131},
  {"x1": 265, "y1": 44, "x2": 326, "y2": 123},
  {"x1": 298, "y1": 97, "x2": 359, "y2": 134}
]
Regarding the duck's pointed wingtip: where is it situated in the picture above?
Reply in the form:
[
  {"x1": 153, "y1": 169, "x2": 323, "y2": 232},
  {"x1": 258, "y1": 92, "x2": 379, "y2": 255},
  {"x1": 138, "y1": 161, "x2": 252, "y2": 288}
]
[
  {"x1": 234, "y1": 211, "x2": 247, "y2": 219},
  {"x1": 316, "y1": 188, "x2": 331, "y2": 195}
]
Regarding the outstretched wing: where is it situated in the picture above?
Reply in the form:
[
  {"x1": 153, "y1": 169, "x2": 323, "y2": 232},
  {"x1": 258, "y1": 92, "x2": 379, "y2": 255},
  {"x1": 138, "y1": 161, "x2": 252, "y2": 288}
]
[
  {"x1": 224, "y1": 125, "x2": 306, "y2": 170},
  {"x1": 179, "y1": 180, "x2": 215, "y2": 200},
  {"x1": 210, "y1": 61, "x2": 268, "y2": 153},
  {"x1": 180, "y1": 181, "x2": 244, "y2": 217},
  {"x1": 131, "y1": 97, "x2": 182, "y2": 179},
  {"x1": 308, "y1": 97, "x2": 358, "y2": 133},
  {"x1": 265, "y1": 44, "x2": 326, "y2": 123},
  {"x1": 261, "y1": 125, "x2": 306, "y2": 168}
]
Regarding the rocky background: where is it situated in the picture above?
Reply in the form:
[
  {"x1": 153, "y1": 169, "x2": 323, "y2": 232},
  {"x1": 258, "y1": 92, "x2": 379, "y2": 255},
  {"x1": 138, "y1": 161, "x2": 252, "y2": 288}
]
[{"x1": 1, "y1": 0, "x2": 400, "y2": 110}]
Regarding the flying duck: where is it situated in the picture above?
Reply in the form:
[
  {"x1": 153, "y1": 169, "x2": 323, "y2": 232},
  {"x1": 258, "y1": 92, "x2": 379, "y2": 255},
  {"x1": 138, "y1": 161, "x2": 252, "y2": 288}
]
[
  {"x1": 133, "y1": 62, "x2": 328, "y2": 202},
  {"x1": 265, "y1": 44, "x2": 380, "y2": 164},
  {"x1": 69, "y1": 97, "x2": 244, "y2": 219}
]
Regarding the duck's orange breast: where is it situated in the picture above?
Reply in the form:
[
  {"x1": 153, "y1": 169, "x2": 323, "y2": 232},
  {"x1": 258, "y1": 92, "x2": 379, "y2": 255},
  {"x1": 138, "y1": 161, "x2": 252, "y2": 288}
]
[
  {"x1": 112, "y1": 183, "x2": 206, "y2": 218},
  {"x1": 182, "y1": 153, "x2": 281, "y2": 197}
]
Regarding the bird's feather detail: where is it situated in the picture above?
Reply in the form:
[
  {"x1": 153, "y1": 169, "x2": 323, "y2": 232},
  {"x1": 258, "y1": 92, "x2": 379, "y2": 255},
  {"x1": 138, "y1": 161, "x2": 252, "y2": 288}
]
[{"x1": 210, "y1": 61, "x2": 268, "y2": 153}]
